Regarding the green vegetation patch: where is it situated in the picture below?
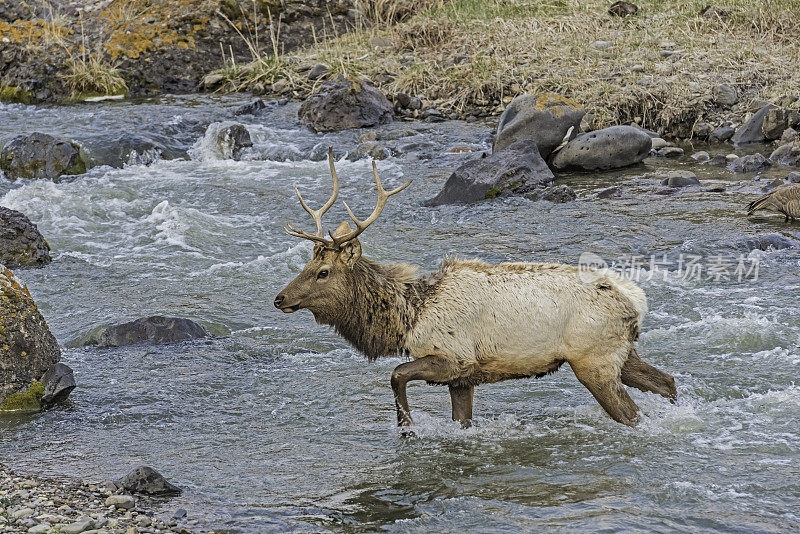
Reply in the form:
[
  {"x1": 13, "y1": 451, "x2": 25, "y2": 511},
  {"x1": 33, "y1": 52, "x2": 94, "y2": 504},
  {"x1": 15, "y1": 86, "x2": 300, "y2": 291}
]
[{"x1": 0, "y1": 381, "x2": 44, "y2": 413}]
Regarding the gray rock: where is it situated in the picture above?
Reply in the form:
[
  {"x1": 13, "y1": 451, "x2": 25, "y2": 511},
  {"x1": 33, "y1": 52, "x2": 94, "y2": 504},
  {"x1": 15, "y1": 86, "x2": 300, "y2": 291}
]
[
  {"x1": 346, "y1": 142, "x2": 393, "y2": 161},
  {"x1": 712, "y1": 84, "x2": 737, "y2": 107},
  {"x1": 693, "y1": 121, "x2": 713, "y2": 139},
  {"x1": 650, "y1": 137, "x2": 669, "y2": 149},
  {"x1": 525, "y1": 184, "x2": 576, "y2": 203},
  {"x1": 591, "y1": 40, "x2": 613, "y2": 49},
  {"x1": 656, "y1": 146, "x2": 684, "y2": 158},
  {"x1": 770, "y1": 142, "x2": 800, "y2": 166},
  {"x1": 234, "y1": 99, "x2": 266, "y2": 116},
  {"x1": 307, "y1": 63, "x2": 330, "y2": 80},
  {"x1": 216, "y1": 124, "x2": 252, "y2": 160},
  {"x1": 709, "y1": 125, "x2": 735, "y2": 143},
  {"x1": 61, "y1": 518, "x2": 94, "y2": 534},
  {"x1": 105, "y1": 495, "x2": 135, "y2": 510},
  {"x1": 0, "y1": 207, "x2": 51, "y2": 269},
  {"x1": 597, "y1": 186, "x2": 622, "y2": 199},
  {"x1": 762, "y1": 108, "x2": 800, "y2": 140},
  {"x1": 0, "y1": 132, "x2": 86, "y2": 180},
  {"x1": 761, "y1": 178, "x2": 786, "y2": 192},
  {"x1": 691, "y1": 151, "x2": 710, "y2": 161},
  {"x1": 493, "y1": 93, "x2": 584, "y2": 158},
  {"x1": 779, "y1": 127, "x2": 799, "y2": 145},
  {"x1": 552, "y1": 125, "x2": 652, "y2": 171},
  {"x1": 727, "y1": 153, "x2": 772, "y2": 173},
  {"x1": 424, "y1": 140, "x2": 554, "y2": 206},
  {"x1": 786, "y1": 171, "x2": 800, "y2": 183},
  {"x1": 708, "y1": 155, "x2": 728, "y2": 166},
  {"x1": 731, "y1": 104, "x2": 777, "y2": 145},
  {"x1": 71, "y1": 316, "x2": 209, "y2": 348},
  {"x1": 298, "y1": 78, "x2": 393, "y2": 132},
  {"x1": 660, "y1": 170, "x2": 699, "y2": 187},
  {"x1": 83, "y1": 132, "x2": 185, "y2": 168},
  {"x1": 117, "y1": 466, "x2": 181, "y2": 496},
  {"x1": 1, "y1": 268, "x2": 61, "y2": 410},
  {"x1": 40, "y1": 362, "x2": 75, "y2": 406}
]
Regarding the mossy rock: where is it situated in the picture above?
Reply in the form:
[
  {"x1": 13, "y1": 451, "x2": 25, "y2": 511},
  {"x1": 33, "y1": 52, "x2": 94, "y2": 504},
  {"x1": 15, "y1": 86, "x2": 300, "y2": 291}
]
[
  {"x1": 0, "y1": 85, "x2": 32, "y2": 105},
  {"x1": 0, "y1": 381, "x2": 44, "y2": 412}
]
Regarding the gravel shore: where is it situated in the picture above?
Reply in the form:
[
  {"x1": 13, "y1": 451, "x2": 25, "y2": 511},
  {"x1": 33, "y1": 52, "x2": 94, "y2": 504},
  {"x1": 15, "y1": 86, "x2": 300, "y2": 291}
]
[{"x1": 0, "y1": 463, "x2": 195, "y2": 534}]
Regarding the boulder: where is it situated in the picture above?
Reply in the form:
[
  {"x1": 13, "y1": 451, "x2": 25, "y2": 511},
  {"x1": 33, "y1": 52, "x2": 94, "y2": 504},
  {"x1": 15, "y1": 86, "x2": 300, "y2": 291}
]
[
  {"x1": 787, "y1": 171, "x2": 800, "y2": 183},
  {"x1": 711, "y1": 84, "x2": 737, "y2": 107},
  {"x1": 779, "y1": 127, "x2": 799, "y2": 145},
  {"x1": 709, "y1": 125, "x2": 735, "y2": 143},
  {"x1": 0, "y1": 207, "x2": 51, "y2": 268},
  {"x1": 551, "y1": 125, "x2": 652, "y2": 171},
  {"x1": 216, "y1": 124, "x2": 252, "y2": 159},
  {"x1": 117, "y1": 466, "x2": 182, "y2": 495},
  {"x1": 0, "y1": 267, "x2": 61, "y2": 411},
  {"x1": 298, "y1": 78, "x2": 393, "y2": 132},
  {"x1": 0, "y1": 132, "x2": 86, "y2": 180},
  {"x1": 493, "y1": 93, "x2": 584, "y2": 158},
  {"x1": 770, "y1": 142, "x2": 800, "y2": 167},
  {"x1": 40, "y1": 362, "x2": 76, "y2": 406},
  {"x1": 731, "y1": 104, "x2": 777, "y2": 145},
  {"x1": 72, "y1": 316, "x2": 209, "y2": 347},
  {"x1": 727, "y1": 153, "x2": 772, "y2": 173},
  {"x1": 424, "y1": 140, "x2": 554, "y2": 206},
  {"x1": 661, "y1": 170, "x2": 700, "y2": 187},
  {"x1": 762, "y1": 108, "x2": 800, "y2": 140}
]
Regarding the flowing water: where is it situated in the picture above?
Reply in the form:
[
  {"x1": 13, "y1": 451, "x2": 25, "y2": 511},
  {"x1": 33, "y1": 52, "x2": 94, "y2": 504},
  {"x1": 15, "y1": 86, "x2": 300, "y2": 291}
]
[{"x1": 1, "y1": 96, "x2": 799, "y2": 533}]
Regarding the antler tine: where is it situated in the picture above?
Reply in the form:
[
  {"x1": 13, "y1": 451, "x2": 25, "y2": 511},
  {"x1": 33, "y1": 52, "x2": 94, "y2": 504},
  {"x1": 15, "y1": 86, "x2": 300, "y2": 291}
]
[
  {"x1": 332, "y1": 160, "x2": 412, "y2": 247},
  {"x1": 286, "y1": 147, "x2": 340, "y2": 246}
]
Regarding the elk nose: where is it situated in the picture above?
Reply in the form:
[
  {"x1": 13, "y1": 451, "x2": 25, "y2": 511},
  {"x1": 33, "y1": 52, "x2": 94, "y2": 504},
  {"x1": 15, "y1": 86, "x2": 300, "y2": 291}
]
[{"x1": 274, "y1": 294, "x2": 285, "y2": 308}]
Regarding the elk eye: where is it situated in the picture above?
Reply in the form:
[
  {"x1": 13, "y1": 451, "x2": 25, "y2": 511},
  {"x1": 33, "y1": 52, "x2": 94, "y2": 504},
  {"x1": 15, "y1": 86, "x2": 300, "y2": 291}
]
[{"x1": 317, "y1": 269, "x2": 329, "y2": 280}]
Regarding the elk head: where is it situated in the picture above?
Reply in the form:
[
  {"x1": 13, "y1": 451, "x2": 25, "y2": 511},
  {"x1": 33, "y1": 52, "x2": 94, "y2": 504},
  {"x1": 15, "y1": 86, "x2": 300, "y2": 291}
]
[{"x1": 274, "y1": 147, "x2": 411, "y2": 320}]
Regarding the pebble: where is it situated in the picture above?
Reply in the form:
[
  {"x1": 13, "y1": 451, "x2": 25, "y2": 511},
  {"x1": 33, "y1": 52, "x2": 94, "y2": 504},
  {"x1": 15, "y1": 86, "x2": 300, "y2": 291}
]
[
  {"x1": 0, "y1": 463, "x2": 191, "y2": 533},
  {"x1": 691, "y1": 151, "x2": 710, "y2": 161}
]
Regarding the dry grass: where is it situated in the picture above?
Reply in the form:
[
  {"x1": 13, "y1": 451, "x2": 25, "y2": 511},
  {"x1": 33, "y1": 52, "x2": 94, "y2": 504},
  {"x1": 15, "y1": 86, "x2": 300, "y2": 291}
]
[
  {"x1": 65, "y1": 54, "x2": 127, "y2": 96},
  {"x1": 215, "y1": 0, "x2": 800, "y2": 136}
]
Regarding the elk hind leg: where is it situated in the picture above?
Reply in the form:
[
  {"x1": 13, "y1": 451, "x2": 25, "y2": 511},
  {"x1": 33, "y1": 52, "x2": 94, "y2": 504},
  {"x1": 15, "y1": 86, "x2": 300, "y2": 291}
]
[
  {"x1": 448, "y1": 385, "x2": 474, "y2": 428},
  {"x1": 570, "y1": 357, "x2": 640, "y2": 427},
  {"x1": 621, "y1": 347, "x2": 677, "y2": 403}
]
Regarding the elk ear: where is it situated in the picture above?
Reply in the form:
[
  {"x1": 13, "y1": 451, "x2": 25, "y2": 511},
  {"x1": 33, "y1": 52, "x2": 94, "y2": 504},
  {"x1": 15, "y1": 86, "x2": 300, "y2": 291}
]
[{"x1": 338, "y1": 239, "x2": 362, "y2": 267}]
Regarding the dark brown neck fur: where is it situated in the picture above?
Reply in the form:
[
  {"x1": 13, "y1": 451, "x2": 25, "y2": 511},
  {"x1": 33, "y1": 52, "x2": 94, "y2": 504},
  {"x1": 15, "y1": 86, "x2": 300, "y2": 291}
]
[{"x1": 317, "y1": 257, "x2": 441, "y2": 360}]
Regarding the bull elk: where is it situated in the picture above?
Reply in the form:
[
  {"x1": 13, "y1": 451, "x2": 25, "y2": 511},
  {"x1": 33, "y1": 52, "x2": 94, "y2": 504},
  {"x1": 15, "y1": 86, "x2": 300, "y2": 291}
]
[{"x1": 275, "y1": 148, "x2": 677, "y2": 428}]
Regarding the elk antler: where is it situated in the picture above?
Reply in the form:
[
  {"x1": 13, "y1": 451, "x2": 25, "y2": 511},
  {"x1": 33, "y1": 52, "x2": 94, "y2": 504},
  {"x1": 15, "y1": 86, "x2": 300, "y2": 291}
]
[
  {"x1": 284, "y1": 147, "x2": 339, "y2": 246},
  {"x1": 330, "y1": 160, "x2": 412, "y2": 248}
]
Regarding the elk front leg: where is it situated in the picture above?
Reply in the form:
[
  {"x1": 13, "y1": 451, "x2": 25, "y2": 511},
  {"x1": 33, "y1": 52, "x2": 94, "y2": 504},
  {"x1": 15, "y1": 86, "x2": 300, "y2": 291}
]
[
  {"x1": 449, "y1": 385, "x2": 474, "y2": 428},
  {"x1": 391, "y1": 355, "x2": 456, "y2": 427}
]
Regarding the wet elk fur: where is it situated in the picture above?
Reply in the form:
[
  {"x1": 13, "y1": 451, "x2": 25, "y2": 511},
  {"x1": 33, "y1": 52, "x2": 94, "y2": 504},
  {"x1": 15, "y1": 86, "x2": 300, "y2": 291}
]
[{"x1": 275, "y1": 148, "x2": 677, "y2": 428}]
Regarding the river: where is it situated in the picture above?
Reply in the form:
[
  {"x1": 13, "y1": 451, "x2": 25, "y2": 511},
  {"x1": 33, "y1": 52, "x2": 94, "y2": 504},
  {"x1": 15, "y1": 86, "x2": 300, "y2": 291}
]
[{"x1": 1, "y1": 95, "x2": 799, "y2": 532}]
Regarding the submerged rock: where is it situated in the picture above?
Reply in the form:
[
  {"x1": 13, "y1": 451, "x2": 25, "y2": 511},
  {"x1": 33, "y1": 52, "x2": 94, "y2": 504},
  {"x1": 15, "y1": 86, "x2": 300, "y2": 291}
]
[
  {"x1": 770, "y1": 142, "x2": 800, "y2": 167},
  {"x1": 298, "y1": 78, "x2": 393, "y2": 132},
  {"x1": 234, "y1": 98, "x2": 267, "y2": 116},
  {"x1": 661, "y1": 170, "x2": 700, "y2": 187},
  {"x1": 0, "y1": 207, "x2": 51, "y2": 268},
  {"x1": 72, "y1": 316, "x2": 209, "y2": 347},
  {"x1": 731, "y1": 104, "x2": 776, "y2": 145},
  {"x1": 727, "y1": 153, "x2": 772, "y2": 173},
  {"x1": 0, "y1": 267, "x2": 62, "y2": 411},
  {"x1": 493, "y1": 93, "x2": 584, "y2": 158},
  {"x1": 525, "y1": 184, "x2": 576, "y2": 203},
  {"x1": 117, "y1": 466, "x2": 181, "y2": 496},
  {"x1": 83, "y1": 132, "x2": 187, "y2": 168},
  {"x1": 735, "y1": 233, "x2": 798, "y2": 251},
  {"x1": 424, "y1": 140, "x2": 554, "y2": 206},
  {"x1": 0, "y1": 132, "x2": 86, "y2": 180},
  {"x1": 551, "y1": 125, "x2": 652, "y2": 171}
]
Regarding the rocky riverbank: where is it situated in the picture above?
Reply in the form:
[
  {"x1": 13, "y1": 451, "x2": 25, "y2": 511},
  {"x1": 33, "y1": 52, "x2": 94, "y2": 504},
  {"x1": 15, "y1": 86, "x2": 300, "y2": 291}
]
[{"x1": 0, "y1": 463, "x2": 195, "y2": 534}]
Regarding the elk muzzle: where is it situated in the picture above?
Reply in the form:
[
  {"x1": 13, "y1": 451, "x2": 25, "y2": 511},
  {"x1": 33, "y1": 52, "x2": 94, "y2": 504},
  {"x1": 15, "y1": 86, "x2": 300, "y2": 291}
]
[{"x1": 273, "y1": 293, "x2": 300, "y2": 313}]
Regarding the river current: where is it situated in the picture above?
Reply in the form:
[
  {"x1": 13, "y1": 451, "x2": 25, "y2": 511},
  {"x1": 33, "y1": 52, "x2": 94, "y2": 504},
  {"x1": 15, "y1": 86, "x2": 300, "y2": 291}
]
[{"x1": 1, "y1": 95, "x2": 799, "y2": 532}]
